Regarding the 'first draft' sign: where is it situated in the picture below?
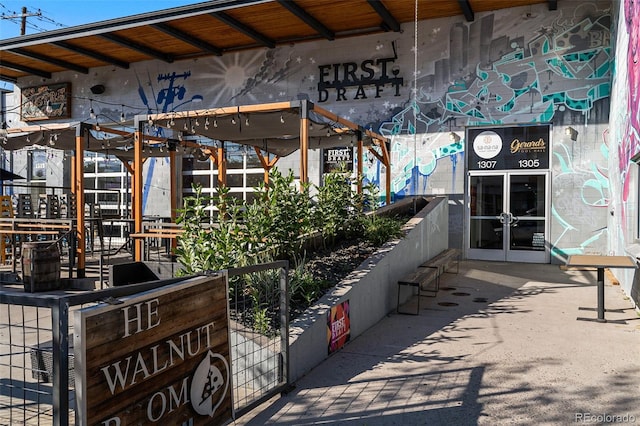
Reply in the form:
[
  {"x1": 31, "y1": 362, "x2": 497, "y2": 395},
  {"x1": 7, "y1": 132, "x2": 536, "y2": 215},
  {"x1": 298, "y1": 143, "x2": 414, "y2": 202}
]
[{"x1": 74, "y1": 274, "x2": 232, "y2": 426}]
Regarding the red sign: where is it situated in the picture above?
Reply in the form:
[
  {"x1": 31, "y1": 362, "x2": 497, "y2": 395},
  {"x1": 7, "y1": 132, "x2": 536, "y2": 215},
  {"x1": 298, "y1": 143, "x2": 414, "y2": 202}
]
[{"x1": 327, "y1": 300, "x2": 350, "y2": 354}]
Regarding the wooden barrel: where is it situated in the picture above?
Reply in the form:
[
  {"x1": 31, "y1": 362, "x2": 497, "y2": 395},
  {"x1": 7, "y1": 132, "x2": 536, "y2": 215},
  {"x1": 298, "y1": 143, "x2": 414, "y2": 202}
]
[{"x1": 22, "y1": 242, "x2": 61, "y2": 292}]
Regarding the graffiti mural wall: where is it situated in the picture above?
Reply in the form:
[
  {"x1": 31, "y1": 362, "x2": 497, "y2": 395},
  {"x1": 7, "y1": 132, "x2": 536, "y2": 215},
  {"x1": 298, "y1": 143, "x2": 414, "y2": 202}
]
[
  {"x1": 608, "y1": 0, "x2": 640, "y2": 301},
  {"x1": 11, "y1": 1, "x2": 612, "y2": 257}
]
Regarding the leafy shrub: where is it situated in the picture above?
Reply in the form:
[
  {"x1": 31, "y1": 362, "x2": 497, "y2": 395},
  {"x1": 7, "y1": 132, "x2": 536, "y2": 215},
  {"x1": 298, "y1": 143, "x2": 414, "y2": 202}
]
[
  {"x1": 175, "y1": 167, "x2": 408, "y2": 327},
  {"x1": 312, "y1": 167, "x2": 360, "y2": 246},
  {"x1": 247, "y1": 169, "x2": 313, "y2": 260},
  {"x1": 359, "y1": 215, "x2": 403, "y2": 246}
]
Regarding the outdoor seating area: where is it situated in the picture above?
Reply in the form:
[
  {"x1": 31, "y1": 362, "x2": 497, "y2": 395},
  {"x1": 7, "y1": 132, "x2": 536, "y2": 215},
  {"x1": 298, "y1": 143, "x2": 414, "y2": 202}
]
[{"x1": 0, "y1": 188, "x2": 185, "y2": 290}]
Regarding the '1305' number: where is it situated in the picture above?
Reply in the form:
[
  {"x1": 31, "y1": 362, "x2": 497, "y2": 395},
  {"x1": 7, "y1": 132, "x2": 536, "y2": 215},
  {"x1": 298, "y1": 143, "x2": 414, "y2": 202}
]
[{"x1": 518, "y1": 159, "x2": 540, "y2": 168}]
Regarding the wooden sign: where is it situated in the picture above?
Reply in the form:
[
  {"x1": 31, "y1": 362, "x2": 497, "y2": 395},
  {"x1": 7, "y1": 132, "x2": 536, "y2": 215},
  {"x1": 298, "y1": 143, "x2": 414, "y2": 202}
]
[
  {"x1": 74, "y1": 274, "x2": 232, "y2": 426},
  {"x1": 21, "y1": 82, "x2": 71, "y2": 121}
]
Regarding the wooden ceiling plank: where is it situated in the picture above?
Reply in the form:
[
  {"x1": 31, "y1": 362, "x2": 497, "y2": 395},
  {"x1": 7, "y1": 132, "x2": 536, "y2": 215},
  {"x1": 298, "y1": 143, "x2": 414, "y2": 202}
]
[
  {"x1": 9, "y1": 48, "x2": 89, "y2": 74},
  {"x1": 366, "y1": 0, "x2": 401, "y2": 32},
  {"x1": 0, "y1": 74, "x2": 17, "y2": 83},
  {"x1": 99, "y1": 33, "x2": 174, "y2": 63},
  {"x1": 458, "y1": 0, "x2": 475, "y2": 22},
  {"x1": 0, "y1": 0, "x2": 552, "y2": 82},
  {"x1": 0, "y1": 60, "x2": 51, "y2": 78},
  {"x1": 210, "y1": 11, "x2": 276, "y2": 49},
  {"x1": 276, "y1": 0, "x2": 335, "y2": 40},
  {"x1": 53, "y1": 41, "x2": 130, "y2": 69},
  {"x1": 151, "y1": 23, "x2": 223, "y2": 56}
]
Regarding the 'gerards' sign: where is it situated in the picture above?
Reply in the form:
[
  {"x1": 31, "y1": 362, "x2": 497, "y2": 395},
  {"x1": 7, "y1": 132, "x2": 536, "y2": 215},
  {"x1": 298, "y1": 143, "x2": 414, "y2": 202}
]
[{"x1": 74, "y1": 274, "x2": 231, "y2": 426}]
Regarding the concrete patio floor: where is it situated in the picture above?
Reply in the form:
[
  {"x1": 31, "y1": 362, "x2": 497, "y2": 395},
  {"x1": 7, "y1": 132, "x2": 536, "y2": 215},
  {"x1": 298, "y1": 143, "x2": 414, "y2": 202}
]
[{"x1": 234, "y1": 260, "x2": 640, "y2": 425}]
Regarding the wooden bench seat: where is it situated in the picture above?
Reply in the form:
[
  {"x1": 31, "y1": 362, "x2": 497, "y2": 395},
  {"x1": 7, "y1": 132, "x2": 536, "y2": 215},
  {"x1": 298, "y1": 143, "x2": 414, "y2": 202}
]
[
  {"x1": 397, "y1": 248, "x2": 461, "y2": 315},
  {"x1": 420, "y1": 248, "x2": 460, "y2": 274}
]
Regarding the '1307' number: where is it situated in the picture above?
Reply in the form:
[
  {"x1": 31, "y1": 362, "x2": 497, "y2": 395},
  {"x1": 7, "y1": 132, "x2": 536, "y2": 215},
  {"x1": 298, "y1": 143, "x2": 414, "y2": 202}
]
[{"x1": 477, "y1": 160, "x2": 496, "y2": 169}]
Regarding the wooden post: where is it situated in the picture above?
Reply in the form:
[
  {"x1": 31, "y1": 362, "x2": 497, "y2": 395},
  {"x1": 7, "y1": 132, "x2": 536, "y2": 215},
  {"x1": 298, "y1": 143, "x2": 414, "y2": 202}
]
[
  {"x1": 357, "y1": 137, "x2": 363, "y2": 195},
  {"x1": 169, "y1": 149, "x2": 177, "y2": 253},
  {"x1": 217, "y1": 143, "x2": 226, "y2": 188},
  {"x1": 133, "y1": 124, "x2": 143, "y2": 261},
  {"x1": 380, "y1": 139, "x2": 391, "y2": 205},
  {"x1": 300, "y1": 117, "x2": 309, "y2": 185},
  {"x1": 74, "y1": 126, "x2": 85, "y2": 277},
  {"x1": 169, "y1": 150, "x2": 177, "y2": 221}
]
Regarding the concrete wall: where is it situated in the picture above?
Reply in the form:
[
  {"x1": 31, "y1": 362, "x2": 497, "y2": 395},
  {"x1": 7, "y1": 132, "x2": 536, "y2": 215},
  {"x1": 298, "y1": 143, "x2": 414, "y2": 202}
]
[{"x1": 288, "y1": 196, "x2": 448, "y2": 382}]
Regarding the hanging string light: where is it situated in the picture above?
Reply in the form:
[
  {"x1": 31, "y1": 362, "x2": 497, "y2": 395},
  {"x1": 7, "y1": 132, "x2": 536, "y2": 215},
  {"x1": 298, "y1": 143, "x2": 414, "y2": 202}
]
[{"x1": 89, "y1": 99, "x2": 96, "y2": 119}]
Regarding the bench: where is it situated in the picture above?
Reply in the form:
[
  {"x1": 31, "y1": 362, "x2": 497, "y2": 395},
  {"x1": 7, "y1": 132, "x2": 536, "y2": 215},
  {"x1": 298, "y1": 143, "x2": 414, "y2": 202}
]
[{"x1": 397, "y1": 248, "x2": 461, "y2": 315}]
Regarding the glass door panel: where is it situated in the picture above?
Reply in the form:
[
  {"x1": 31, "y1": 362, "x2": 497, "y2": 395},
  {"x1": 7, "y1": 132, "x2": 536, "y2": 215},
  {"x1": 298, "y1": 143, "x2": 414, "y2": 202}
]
[
  {"x1": 506, "y1": 173, "x2": 548, "y2": 262},
  {"x1": 467, "y1": 172, "x2": 549, "y2": 263},
  {"x1": 468, "y1": 175, "x2": 505, "y2": 260}
]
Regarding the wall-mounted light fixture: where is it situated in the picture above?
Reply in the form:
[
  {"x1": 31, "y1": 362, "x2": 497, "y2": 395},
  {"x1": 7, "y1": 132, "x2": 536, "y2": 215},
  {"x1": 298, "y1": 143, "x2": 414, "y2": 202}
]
[
  {"x1": 565, "y1": 126, "x2": 578, "y2": 141},
  {"x1": 90, "y1": 84, "x2": 105, "y2": 95}
]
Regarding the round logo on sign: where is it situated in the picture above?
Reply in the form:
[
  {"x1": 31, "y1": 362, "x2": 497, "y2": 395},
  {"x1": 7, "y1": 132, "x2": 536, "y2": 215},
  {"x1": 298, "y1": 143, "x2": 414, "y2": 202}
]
[
  {"x1": 190, "y1": 351, "x2": 230, "y2": 417},
  {"x1": 473, "y1": 131, "x2": 502, "y2": 159}
]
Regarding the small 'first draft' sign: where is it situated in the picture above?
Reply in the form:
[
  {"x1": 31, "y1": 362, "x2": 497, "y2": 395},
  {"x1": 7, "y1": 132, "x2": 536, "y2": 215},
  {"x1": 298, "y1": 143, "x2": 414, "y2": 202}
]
[{"x1": 74, "y1": 274, "x2": 232, "y2": 425}]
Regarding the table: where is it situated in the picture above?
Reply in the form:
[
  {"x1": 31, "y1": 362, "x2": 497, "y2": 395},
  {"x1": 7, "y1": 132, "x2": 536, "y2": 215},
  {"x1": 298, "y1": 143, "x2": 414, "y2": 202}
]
[
  {"x1": 0, "y1": 218, "x2": 75, "y2": 276},
  {"x1": 566, "y1": 255, "x2": 637, "y2": 322},
  {"x1": 129, "y1": 221, "x2": 184, "y2": 260}
]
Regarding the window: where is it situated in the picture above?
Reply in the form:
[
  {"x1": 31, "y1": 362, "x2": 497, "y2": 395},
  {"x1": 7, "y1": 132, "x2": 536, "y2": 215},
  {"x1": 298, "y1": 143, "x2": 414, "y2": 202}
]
[
  {"x1": 227, "y1": 174, "x2": 243, "y2": 187},
  {"x1": 97, "y1": 157, "x2": 122, "y2": 173},
  {"x1": 183, "y1": 174, "x2": 211, "y2": 189},
  {"x1": 29, "y1": 150, "x2": 47, "y2": 181},
  {"x1": 97, "y1": 177, "x2": 121, "y2": 190},
  {"x1": 246, "y1": 173, "x2": 264, "y2": 188}
]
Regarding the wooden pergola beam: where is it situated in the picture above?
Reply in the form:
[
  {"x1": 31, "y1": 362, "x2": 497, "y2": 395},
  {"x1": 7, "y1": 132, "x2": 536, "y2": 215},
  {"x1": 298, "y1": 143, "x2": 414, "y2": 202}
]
[
  {"x1": 253, "y1": 146, "x2": 279, "y2": 185},
  {"x1": 74, "y1": 125, "x2": 87, "y2": 277},
  {"x1": 133, "y1": 122, "x2": 144, "y2": 261}
]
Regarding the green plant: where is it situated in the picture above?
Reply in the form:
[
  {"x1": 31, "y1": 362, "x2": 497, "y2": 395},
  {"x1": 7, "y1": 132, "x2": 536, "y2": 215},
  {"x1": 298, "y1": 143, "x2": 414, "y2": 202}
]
[
  {"x1": 175, "y1": 168, "x2": 407, "y2": 325},
  {"x1": 313, "y1": 167, "x2": 360, "y2": 246},
  {"x1": 360, "y1": 215, "x2": 403, "y2": 246},
  {"x1": 357, "y1": 182, "x2": 403, "y2": 245},
  {"x1": 175, "y1": 184, "x2": 248, "y2": 275},
  {"x1": 253, "y1": 306, "x2": 270, "y2": 335},
  {"x1": 246, "y1": 168, "x2": 313, "y2": 260},
  {"x1": 289, "y1": 256, "x2": 324, "y2": 312}
]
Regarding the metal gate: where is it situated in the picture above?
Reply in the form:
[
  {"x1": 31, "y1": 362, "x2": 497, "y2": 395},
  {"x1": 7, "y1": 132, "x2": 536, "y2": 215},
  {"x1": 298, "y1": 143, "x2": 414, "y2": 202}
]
[{"x1": 0, "y1": 261, "x2": 289, "y2": 425}]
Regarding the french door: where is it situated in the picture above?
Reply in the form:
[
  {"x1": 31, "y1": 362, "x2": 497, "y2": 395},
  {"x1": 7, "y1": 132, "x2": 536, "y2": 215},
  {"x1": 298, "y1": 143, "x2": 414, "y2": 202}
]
[{"x1": 466, "y1": 171, "x2": 550, "y2": 263}]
